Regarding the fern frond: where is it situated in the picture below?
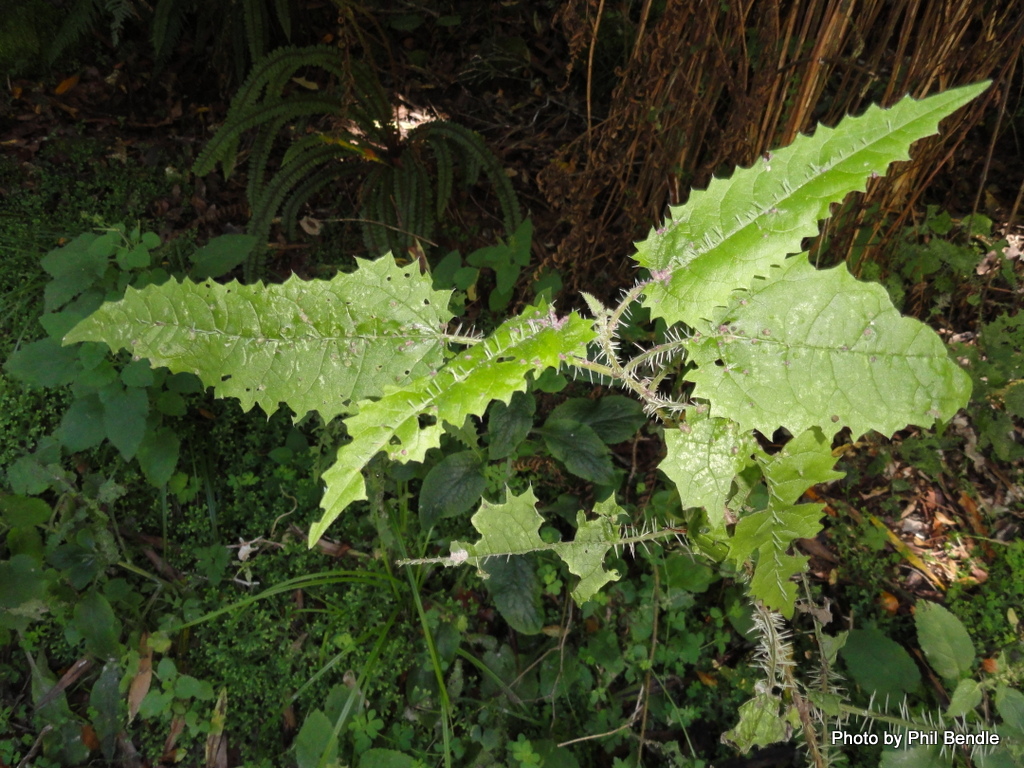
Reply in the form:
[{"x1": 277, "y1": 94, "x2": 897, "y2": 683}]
[
  {"x1": 347, "y1": 61, "x2": 396, "y2": 146},
  {"x1": 105, "y1": 0, "x2": 133, "y2": 47},
  {"x1": 246, "y1": 118, "x2": 289, "y2": 206},
  {"x1": 360, "y1": 165, "x2": 393, "y2": 256},
  {"x1": 242, "y1": 0, "x2": 269, "y2": 64},
  {"x1": 414, "y1": 121, "x2": 522, "y2": 237},
  {"x1": 48, "y1": 0, "x2": 100, "y2": 63},
  {"x1": 426, "y1": 134, "x2": 455, "y2": 219},
  {"x1": 151, "y1": 0, "x2": 188, "y2": 66},
  {"x1": 273, "y1": 0, "x2": 291, "y2": 40},
  {"x1": 393, "y1": 155, "x2": 435, "y2": 251},
  {"x1": 192, "y1": 96, "x2": 342, "y2": 177},
  {"x1": 281, "y1": 161, "x2": 362, "y2": 240},
  {"x1": 247, "y1": 142, "x2": 350, "y2": 251},
  {"x1": 228, "y1": 45, "x2": 345, "y2": 118}
]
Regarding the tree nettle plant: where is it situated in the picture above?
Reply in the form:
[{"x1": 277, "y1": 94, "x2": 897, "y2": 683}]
[{"x1": 65, "y1": 81, "x2": 987, "y2": 758}]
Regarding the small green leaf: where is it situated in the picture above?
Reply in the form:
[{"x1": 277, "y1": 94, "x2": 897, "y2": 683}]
[
  {"x1": 450, "y1": 487, "x2": 621, "y2": 606},
  {"x1": 189, "y1": 234, "x2": 257, "y2": 279},
  {"x1": 879, "y1": 746, "x2": 945, "y2": 768},
  {"x1": 57, "y1": 394, "x2": 106, "y2": 452},
  {"x1": 487, "y1": 390, "x2": 535, "y2": 460},
  {"x1": 539, "y1": 419, "x2": 615, "y2": 485},
  {"x1": 995, "y1": 685, "x2": 1024, "y2": 738},
  {"x1": 547, "y1": 395, "x2": 645, "y2": 444},
  {"x1": 722, "y1": 693, "x2": 792, "y2": 753},
  {"x1": 89, "y1": 661, "x2": 121, "y2": 760},
  {"x1": 4, "y1": 338, "x2": 80, "y2": 388},
  {"x1": 174, "y1": 675, "x2": 214, "y2": 700},
  {"x1": 419, "y1": 451, "x2": 486, "y2": 528},
  {"x1": 72, "y1": 591, "x2": 121, "y2": 659},
  {"x1": 0, "y1": 495, "x2": 51, "y2": 527},
  {"x1": 120, "y1": 359, "x2": 155, "y2": 387},
  {"x1": 117, "y1": 245, "x2": 151, "y2": 270},
  {"x1": 0, "y1": 554, "x2": 48, "y2": 609},
  {"x1": 481, "y1": 555, "x2": 543, "y2": 635},
  {"x1": 100, "y1": 383, "x2": 150, "y2": 460},
  {"x1": 358, "y1": 748, "x2": 418, "y2": 768},
  {"x1": 915, "y1": 601, "x2": 976, "y2": 682},
  {"x1": 840, "y1": 628, "x2": 921, "y2": 698},
  {"x1": 946, "y1": 678, "x2": 982, "y2": 718},
  {"x1": 295, "y1": 710, "x2": 338, "y2": 768},
  {"x1": 136, "y1": 427, "x2": 180, "y2": 486},
  {"x1": 660, "y1": 411, "x2": 756, "y2": 532}
]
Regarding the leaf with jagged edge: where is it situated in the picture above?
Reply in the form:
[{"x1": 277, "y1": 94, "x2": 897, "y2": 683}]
[
  {"x1": 447, "y1": 487, "x2": 622, "y2": 605},
  {"x1": 726, "y1": 428, "x2": 844, "y2": 616},
  {"x1": 683, "y1": 254, "x2": 971, "y2": 440},
  {"x1": 63, "y1": 257, "x2": 453, "y2": 424},
  {"x1": 635, "y1": 83, "x2": 989, "y2": 330},
  {"x1": 311, "y1": 309, "x2": 595, "y2": 545},
  {"x1": 659, "y1": 410, "x2": 758, "y2": 533},
  {"x1": 730, "y1": 503, "x2": 823, "y2": 617}
]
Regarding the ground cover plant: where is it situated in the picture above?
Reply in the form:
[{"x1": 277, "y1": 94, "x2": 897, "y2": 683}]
[{"x1": 52, "y1": 79, "x2": 1024, "y2": 767}]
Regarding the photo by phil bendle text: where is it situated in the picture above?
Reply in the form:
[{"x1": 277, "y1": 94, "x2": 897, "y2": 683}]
[{"x1": 831, "y1": 730, "x2": 1001, "y2": 748}]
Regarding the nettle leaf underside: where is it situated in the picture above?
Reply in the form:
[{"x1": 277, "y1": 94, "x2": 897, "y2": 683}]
[
  {"x1": 311, "y1": 308, "x2": 595, "y2": 544},
  {"x1": 636, "y1": 82, "x2": 988, "y2": 330},
  {"x1": 64, "y1": 257, "x2": 453, "y2": 423}
]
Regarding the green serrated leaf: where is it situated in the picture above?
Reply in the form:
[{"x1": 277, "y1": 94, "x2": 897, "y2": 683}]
[
  {"x1": 915, "y1": 601, "x2": 976, "y2": 682},
  {"x1": 759, "y1": 428, "x2": 844, "y2": 506},
  {"x1": 684, "y1": 254, "x2": 971, "y2": 438},
  {"x1": 660, "y1": 410, "x2": 757, "y2": 531},
  {"x1": 995, "y1": 685, "x2": 1024, "y2": 739},
  {"x1": 64, "y1": 256, "x2": 454, "y2": 424},
  {"x1": 419, "y1": 451, "x2": 486, "y2": 528},
  {"x1": 137, "y1": 427, "x2": 180, "y2": 486},
  {"x1": 311, "y1": 308, "x2": 593, "y2": 543},
  {"x1": 730, "y1": 502, "x2": 824, "y2": 616},
  {"x1": 722, "y1": 693, "x2": 791, "y2": 753},
  {"x1": 450, "y1": 487, "x2": 621, "y2": 605},
  {"x1": 539, "y1": 419, "x2": 616, "y2": 485},
  {"x1": 0, "y1": 496, "x2": 51, "y2": 527},
  {"x1": 638, "y1": 83, "x2": 989, "y2": 329}
]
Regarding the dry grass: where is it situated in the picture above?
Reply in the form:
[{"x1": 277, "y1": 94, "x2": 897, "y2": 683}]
[{"x1": 538, "y1": 0, "x2": 1023, "y2": 300}]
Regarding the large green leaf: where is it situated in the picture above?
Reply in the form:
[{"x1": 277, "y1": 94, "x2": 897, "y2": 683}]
[
  {"x1": 311, "y1": 307, "x2": 594, "y2": 544},
  {"x1": 684, "y1": 254, "x2": 971, "y2": 439},
  {"x1": 636, "y1": 82, "x2": 989, "y2": 329},
  {"x1": 64, "y1": 256, "x2": 454, "y2": 423}
]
